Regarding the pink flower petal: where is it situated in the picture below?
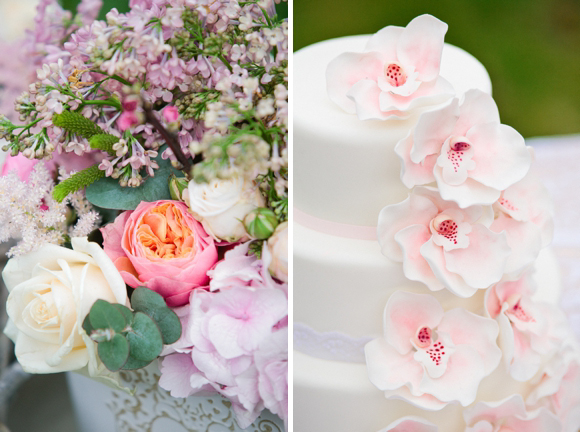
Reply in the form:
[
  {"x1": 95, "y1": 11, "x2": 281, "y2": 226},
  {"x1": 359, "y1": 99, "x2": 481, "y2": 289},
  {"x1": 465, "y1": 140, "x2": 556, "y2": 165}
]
[
  {"x1": 467, "y1": 123, "x2": 531, "y2": 190},
  {"x1": 379, "y1": 416, "x2": 438, "y2": 432},
  {"x1": 397, "y1": 15, "x2": 448, "y2": 82},
  {"x1": 383, "y1": 290, "x2": 444, "y2": 355},
  {"x1": 444, "y1": 224, "x2": 510, "y2": 289},
  {"x1": 434, "y1": 165, "x2": 501, "y2": 208},
  {"x1": 378, "y1": 193, "x2": 439, "y2": 261},
  {"x1": 395, "y1": 131, "x2": 438, "y2": 188},
  {"x1": 365, "y1": 25, "x2": 404, "y2": 60},
  {"x1": 326, "y1": 51, "x2": 385, "y2": 114},
  {"x1": 454, "y1": 89, "x2": 500, "y2": 136},
  {"x1": 347, "y1": 78, "x2": 390, "y2": 120}
]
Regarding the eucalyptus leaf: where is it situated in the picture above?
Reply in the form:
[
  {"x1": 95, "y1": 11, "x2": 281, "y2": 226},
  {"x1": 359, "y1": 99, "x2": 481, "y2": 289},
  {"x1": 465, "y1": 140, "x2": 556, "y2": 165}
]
[
  {"x1": 98, "y1": 334, "x2": 130, "y2": 372},
  {"x1": 89, "y1": 299, "x2": 127, "y2": 332},
  {"x1": 131, "y1": 287, "x2": 167, "y2": 313},
  {"x1": 126, "y1": 312, "x2": 163, "y2": 362},
  {"x1": 112, "y1": 303, "x2": 134, "y2": 325},
  {"x1": 147, "y1": 307, "x2": 182, "y2": 345},
  {"x1": 85, "y1": 151, "x2": 181, "y2": 210},
  {"x1": 82, "y1": 314, "x2": 94, "y2": 335},
  {"x1": 121, "y1": 355, "x2": 153, "y2": 370}
]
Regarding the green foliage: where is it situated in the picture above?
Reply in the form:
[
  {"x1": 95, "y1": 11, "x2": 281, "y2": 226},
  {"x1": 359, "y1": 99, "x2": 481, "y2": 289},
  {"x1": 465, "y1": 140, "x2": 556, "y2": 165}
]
[
  {"x1": 98, "y1": 334, "x2": 130, "y2": 372},
  {"x1": 52, "y1": 164, "x2": 106, "y2": 202},
  {"x1": 244, "y1": 207, "x2": 279, "y2": 240},
  {"x1": 89, "y1": 134, "x2": 119, "y2": 155},
  {"x1": 52, "y1": 110, "x2": 105, "y2": 139},
  {"x1": 85, "y1": 150, "x2": 181, "y2": 209},
  {"x1": 82, "y1": 289, "x2": 182, "y2": 372}
]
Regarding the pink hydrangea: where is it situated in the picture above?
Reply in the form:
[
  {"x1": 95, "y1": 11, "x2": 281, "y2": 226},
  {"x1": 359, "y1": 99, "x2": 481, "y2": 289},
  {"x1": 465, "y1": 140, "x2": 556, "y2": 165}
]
[
  {"x1": 485, "y1": 271, "x2": 569, "y2": 381},
  {"x1": 395, "y1": 89, "x2": 532, "y2": 208},
  {"x1": 365, "y1": 291, "x2": 501, "y2": 409},
  {"x1": 378, "y1": 186, "x2": 510, "y2": 297},
  {"x1": 463, "y1": 394, "x2": 562, "y2": 432},
  {"x1": 326, "y1": 14, "x2": 454, "y2": 120},
  {"x1": 379, "y1": 417, "x2": 438, "y2": 432}
]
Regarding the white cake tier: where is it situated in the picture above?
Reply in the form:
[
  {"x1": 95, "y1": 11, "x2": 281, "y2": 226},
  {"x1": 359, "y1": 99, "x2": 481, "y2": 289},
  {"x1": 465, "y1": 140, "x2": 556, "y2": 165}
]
[
  {"x1": 294, "y1": 35, "x2": 492, "y2": 226},
  {"x1": 294, "y1": 221, "x2": 562, "y2": 340},
  {"x1": 294, "y1": 244, "x2": 561, "y2": 431}
]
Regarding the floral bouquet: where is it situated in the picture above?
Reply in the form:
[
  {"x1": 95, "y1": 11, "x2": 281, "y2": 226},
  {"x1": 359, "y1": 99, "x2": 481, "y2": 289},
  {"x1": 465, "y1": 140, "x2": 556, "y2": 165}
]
[{"x1": 0, "y1": 0, "x2": 288, "y2": 429}]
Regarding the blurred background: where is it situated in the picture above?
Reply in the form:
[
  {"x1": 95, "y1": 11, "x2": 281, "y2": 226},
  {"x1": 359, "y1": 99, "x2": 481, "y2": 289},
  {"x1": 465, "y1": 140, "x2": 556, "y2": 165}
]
[{"x1": 294, "y1": 0, "x2": 580, "y2": 138}]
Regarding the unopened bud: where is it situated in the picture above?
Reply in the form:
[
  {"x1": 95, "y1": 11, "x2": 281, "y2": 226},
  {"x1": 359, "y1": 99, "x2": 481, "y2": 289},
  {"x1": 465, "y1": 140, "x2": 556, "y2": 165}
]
[{"x1": 244, "y1": 207, "x2": 278, "y2": 240}]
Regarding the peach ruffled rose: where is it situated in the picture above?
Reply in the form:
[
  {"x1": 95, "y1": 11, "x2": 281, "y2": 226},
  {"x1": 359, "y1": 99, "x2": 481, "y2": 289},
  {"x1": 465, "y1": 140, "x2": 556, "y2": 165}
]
[{"x1": 102, "y1": 200, "x2": 218, "y2": 307}]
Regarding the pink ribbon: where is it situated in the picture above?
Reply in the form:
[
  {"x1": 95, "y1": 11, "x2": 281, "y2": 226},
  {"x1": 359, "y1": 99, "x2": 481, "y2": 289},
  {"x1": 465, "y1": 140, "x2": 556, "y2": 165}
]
[{"x1": 294, "y1": 208, "x2": 377, "y2": 241}]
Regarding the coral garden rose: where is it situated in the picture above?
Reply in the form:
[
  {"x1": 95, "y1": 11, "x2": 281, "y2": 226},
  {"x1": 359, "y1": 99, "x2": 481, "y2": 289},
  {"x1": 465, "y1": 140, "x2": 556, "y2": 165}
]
[
  {"x1": 102, "y1": 200, "x2": 218, "y2": 307},
  {"x1": 485, "y1": 271, "x2": 568, "y2": 381},
  {"x1": 187, "y1": 173, "x2": 265, "y2": 242},
  {"x1": 326, "y1": 14, "x2": 453, "y2": 120},
  {"x1": 365, "y1": 291, "x2": 501, "y2": 409},
  {"x1": 463, "y1": 394, "x2": 562, "y2": 432},
  {"x1": 3, "y1": 237, "x2": 128, "y2": 374},
  {"x1": 378, "y1": 186, "x2": 510, "y2": 297},
  {"x1": 395, "y1": 89, "x2": 532, "y2": 208}
]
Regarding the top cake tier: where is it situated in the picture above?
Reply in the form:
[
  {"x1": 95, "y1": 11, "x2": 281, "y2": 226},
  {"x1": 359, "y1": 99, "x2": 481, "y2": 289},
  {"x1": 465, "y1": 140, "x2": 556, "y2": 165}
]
[{"x1": 294, "y1": 35, "x2": 492, "y2": 226}]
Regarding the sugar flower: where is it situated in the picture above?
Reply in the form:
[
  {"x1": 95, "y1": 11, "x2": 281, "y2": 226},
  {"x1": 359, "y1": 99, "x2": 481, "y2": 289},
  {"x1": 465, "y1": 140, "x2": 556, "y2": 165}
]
[
  {"x1": 378, "y1": 417, "x2": 438, "y2": 432},
  {"x1": 464, "y1": 394, "x2": 562, "y2": 432},
  {"x1": 378, "y1": 186, "x2": 510, "y2": 298},
  {"x1": 326, "y1": 14, "x2": 453, "y2": 120},
  {"x1": 485, "y1": 272, "x2": 569, "y2": 381},
  {"x1": 101, "y1": 200, "x2": 218, "y2": 307},
  {"x1": 365, "y1": 291, "x2": 501, "y2": 409},
  {"x1": 395, "y1": 89, "x2": 532, "y2": 208}
]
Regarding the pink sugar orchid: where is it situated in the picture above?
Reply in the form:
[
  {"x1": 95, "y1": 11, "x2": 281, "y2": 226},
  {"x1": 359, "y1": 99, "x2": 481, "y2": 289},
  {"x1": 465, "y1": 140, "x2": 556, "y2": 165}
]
[
  {"x1": 527, "y1": 344, "x2": 580, "y2": 432},
  {"x1": 378, "y1": 186, "x2": 510, "y2": 298},
  {"x1": 485, "y1": 272, "x2": 569, "y2": 381},
  {"x1": 464, "y1": 394, "x2": 562, "y2": 432},
  {"x1": 490, "y1": 170, "x2": 554, "y2": 277},
  {"x1": 326, "y1": 14, "x2": 454, "y2": 120},
  {"x1": 395, "y1": 89, "x2": 532, "y2": 208},
  {"x1": 365, "y1": 291, "x2": 501, "y2": 409},
  {"x1": 378, "y1": 417, "x2": 438, "y2": 432}
]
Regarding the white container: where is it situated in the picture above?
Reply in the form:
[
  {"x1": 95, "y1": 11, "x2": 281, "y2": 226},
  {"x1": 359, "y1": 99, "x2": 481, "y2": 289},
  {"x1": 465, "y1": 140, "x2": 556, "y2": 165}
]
[{"x1": 66, "y1": 364, "x2": 284, "y2": 432}]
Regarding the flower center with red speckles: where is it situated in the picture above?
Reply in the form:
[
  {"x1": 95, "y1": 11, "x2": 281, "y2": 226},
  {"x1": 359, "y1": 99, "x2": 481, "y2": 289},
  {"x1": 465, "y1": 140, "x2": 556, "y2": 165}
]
[
  {"x1": 385, "y1": 63, "x2": 407, "y2": 87},
  {"x1": 505, "y1": 294, "x2": 535, "y2": 323},
  {"x1": 425, "y1": 341, "x2": 446, "y2": 366},
  {"x1": 498, "y1": 197, "x2": 518, "y2": 212},
  {"x1": 432, "y1": 214, "x2": 458, "y2": 245},
  {"x1": 415, "y1": 326, "x2": 432, "y2": 348},
  {"x1": 447, "y1": 136, "x2": 471, "y2": 173}
]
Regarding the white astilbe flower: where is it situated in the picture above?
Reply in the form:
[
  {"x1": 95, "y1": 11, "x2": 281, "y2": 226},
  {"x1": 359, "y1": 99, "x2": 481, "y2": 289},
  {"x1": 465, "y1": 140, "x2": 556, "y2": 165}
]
[{"x1": 0, "y1": 164, "x2": 100, "y2": 257}]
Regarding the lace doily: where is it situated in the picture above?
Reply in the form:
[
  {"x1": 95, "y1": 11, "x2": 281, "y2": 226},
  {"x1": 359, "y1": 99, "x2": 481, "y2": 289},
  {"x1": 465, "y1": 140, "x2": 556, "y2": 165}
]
[{"x1": 293, "y1": 322, "x2": 371, "y2": 363}]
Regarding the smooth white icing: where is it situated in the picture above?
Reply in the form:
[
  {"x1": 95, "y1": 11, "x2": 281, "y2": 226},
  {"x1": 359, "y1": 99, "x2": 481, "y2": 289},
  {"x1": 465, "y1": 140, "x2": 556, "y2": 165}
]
[{"x1": 294, "y1": 36, "x2": 492, "y2": 226}]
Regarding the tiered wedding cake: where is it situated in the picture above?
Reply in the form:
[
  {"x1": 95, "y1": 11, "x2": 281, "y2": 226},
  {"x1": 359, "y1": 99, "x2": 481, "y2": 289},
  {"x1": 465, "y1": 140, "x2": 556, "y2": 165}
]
[{"x1": 294, "y1": 15, "x2": 579, "y2": 432}]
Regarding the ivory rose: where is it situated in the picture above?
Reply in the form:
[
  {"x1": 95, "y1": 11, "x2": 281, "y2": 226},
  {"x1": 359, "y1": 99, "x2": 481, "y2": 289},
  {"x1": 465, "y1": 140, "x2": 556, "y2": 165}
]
[
  {"x1": 326, "y1": 14, "x2": 454, "y2": 120},
  {"x1": 378, "y1": 186, "x2": 510, "y2": 297},
  {"x1": 2, "y1": 237, "x2": 128, "y2": 374},
  {"x1": 395, "y1": 89, "x2": 532, "y2": 208},
  {"x1": 365, "y1": 291, "x2": 501, "y2": 409},
  {"x1": 101, "y1": 200, "x2": 218, "y2": 307},
  {"x1": 187, "y1": 174, "x2": 265, "y2": 242},
  {"x1": 263, "y1": 221, "x2": 288, "y2": 283}
]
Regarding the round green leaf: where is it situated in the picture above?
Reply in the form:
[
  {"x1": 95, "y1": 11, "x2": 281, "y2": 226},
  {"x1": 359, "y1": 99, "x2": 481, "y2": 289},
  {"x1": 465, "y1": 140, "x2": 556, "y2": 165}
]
[
  {"x1": 112, "y1": 303, "x2": 134, "y2": 324},
  {"x1": 121, "y1": 355, "x2": 153, "y2": 371},
  {"x1": 148, "y1": 307, "x2": 182, "y2": 345},
  {"x1": 131, "y1": 287, "x2": 167, "y2": 314},
  {"x1": 82, "y1": 314, "x2": 94, "y2": 335},
  {"x1": 89, "y1": 299, "x2": 127, "y2": 332},
  {"x1": 97, "y1": 334, "x2": 129, "y2": 372},
  {"x1": 126, "y1": 312, "x2": 163, "y2": 362}
]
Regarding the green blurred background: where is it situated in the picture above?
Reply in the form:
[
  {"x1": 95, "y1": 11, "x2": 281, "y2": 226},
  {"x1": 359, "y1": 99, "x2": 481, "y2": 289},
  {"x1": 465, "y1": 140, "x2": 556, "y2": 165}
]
[{"x1": 294, "y1": 0, "x2": 580, "y2": 138}]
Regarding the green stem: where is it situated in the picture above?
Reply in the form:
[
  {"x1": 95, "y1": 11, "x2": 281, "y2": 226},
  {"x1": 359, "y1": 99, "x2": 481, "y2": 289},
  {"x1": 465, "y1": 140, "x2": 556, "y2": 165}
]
[
  {"x1": 81, "y1": 99, "x2": 122, "y2": 111},
  {"x1": 217, "y1": 53, "x2": 233, "y2": 73},
  {"x1": 16, "y1": 118, "x2": 42, "y2": 138}
]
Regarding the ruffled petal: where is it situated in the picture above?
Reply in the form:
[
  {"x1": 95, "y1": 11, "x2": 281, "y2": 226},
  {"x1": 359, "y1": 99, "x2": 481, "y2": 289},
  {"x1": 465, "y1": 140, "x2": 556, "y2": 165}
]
[
  {"x1": 444, "y1": 224, "x2": 510, "y2": 289},
  {"x1": 383, "y1": 291, "x2": 444, "y2": 355},
  {"x1": 467, "y1": 123, "x2": 532, "y2": 190},
  {"x1": 326, "y1": 51, "x2": 385, "y2": 114},
  {"x1": 395, "y1": 131, "x2": 438, "y2": 188},
  {"x1": 454, "y1": 89, "x2": 500, "y2": 136},
  {"x1": 365, "y1": 25, "x2": 404, "y2": 59},
  {"x1": 434, "y1": 165, "x2": 501, "y2": 208},
  {"x1": 379, "y1": 416, "x2": 439, "y2": 432},
  {"x1": 397, "y1": 14, "x2": 448, "y2": 81},
  {"x1": 379, "y1": 77, "x2": 454, "y2": 115},
  {"x1": 378, "y1": 193, "x2": 439, "y2": 261},
  {"x1": 347, "y1": 78, "x2": 391, "y2": 120}
]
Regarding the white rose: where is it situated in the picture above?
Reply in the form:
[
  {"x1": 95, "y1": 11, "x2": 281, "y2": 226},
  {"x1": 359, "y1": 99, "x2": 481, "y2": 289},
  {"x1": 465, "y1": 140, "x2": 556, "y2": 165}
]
[
  {"x1": 3, "y1": 237, "x2": 129, "y2": 375},
  {"x1": 186, "y1": 174, "x2": 265, "y2": 242},
  {"x1": 263, "y1": 221, "x2": 288, "y2": 282}
]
